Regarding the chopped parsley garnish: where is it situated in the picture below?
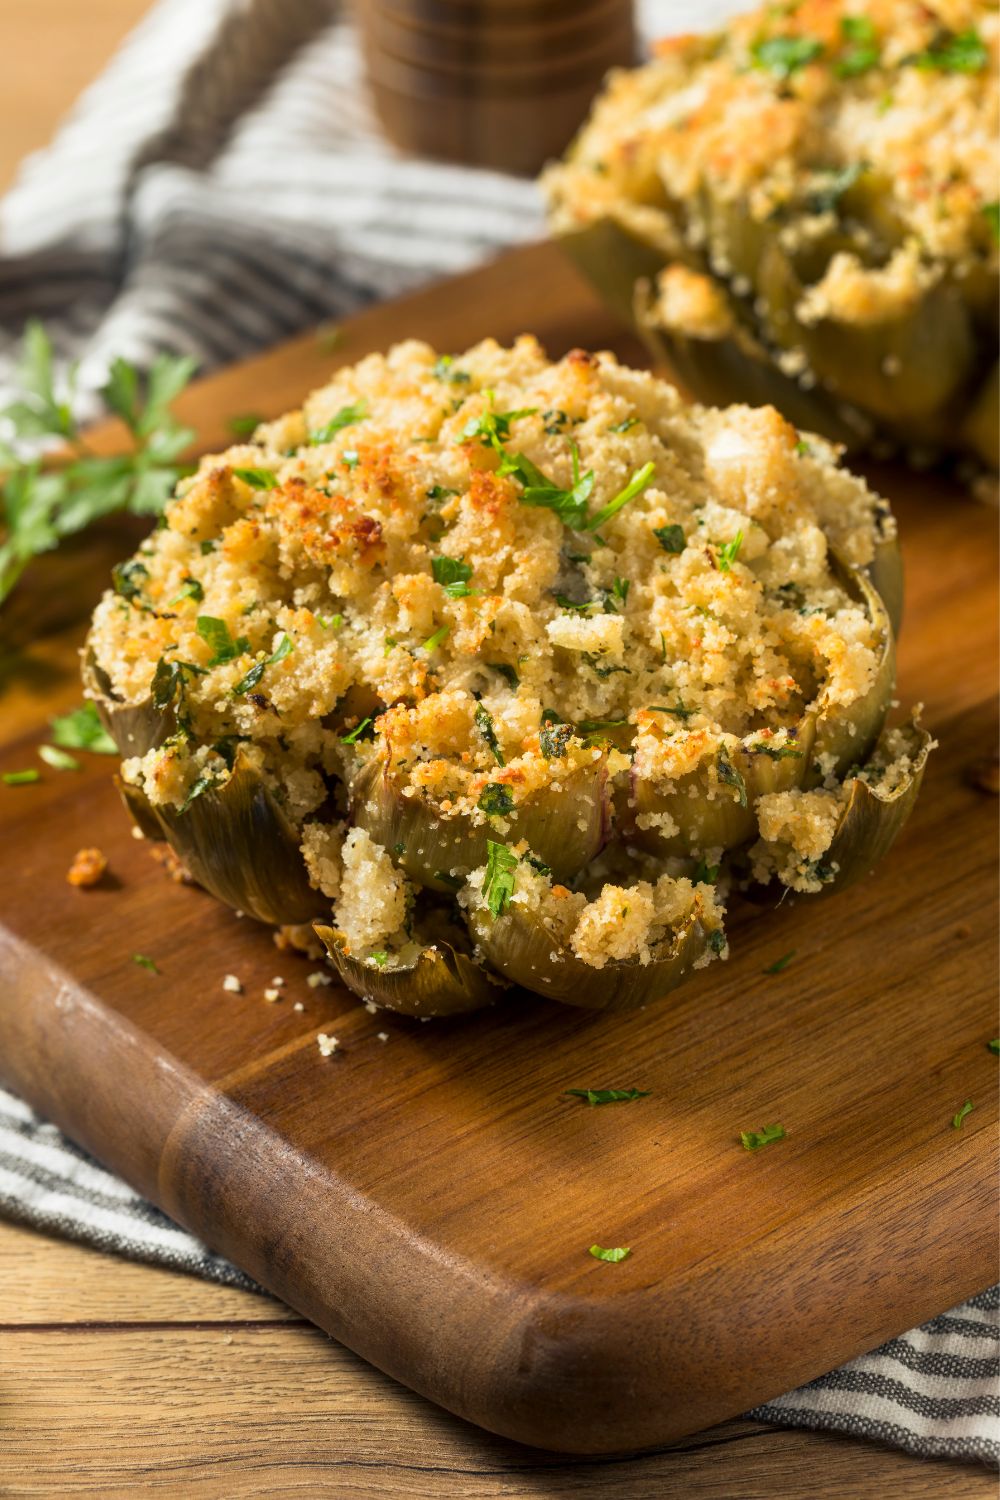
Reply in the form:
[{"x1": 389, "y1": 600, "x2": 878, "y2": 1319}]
[
  {"x1": 478, "y1": 783, "x2": 515, "y2": 817},
  {"x1": 807, "y1": 161, "x2": 866, "y2": 215},
  {"x1": 648, "y1": 701, "x2": 695, "y2": 721},
  {"x1": 2, "y1": 769, "x2": 39, "y2": 785},
  {"x1": 232, "y1": 466, "x2": 278, "y2": 490},
  {"x1": 111, "y1": 559, "x2": 150, "y2": 605},
  {"x1": 911, "y1": 28, "x2": 987, "y2": 73},
  {"x1": 227, "y1": 412, "x2": 264, "y2": 440},
  {"x1": 369, "y1": 951, "x2": 389, "y2": 967},
  {"x1": 694, "y1": 860, "x2": 719, "y2": 884},
  {"x1": 483, "y1": 839, "x2": 517, "y2": 918},
  {"x1": 553, "y1": 593, "x2": 595, "y2": 615},
  {"x1": 179, "y1": 770, "x2": 223, "y2": 812},
  {"x1": 474, "y1": 702, "x2": 505, "y2": 765},
  {"x1": 132, "y1": 953, "x2": 159, "y2": 974},
  {"x1": 566, "y1": 1088, "x2": 650, "y2": 1106},
  {"x1": 589, "y1": 1245, "x2": 631, "y2": 1263},
  {"x1": 425, "y1": 485, "x2": 458, "y2": 503},
  {"x1": 653, "y1": 523, "x2": 686, "y2": 554},
  {"x1": 608, "y1": 416, "x2": 638, "y2": 433},
  {"x1": 543, "y1": 409, "x2": 569, "y2": 434},
  {"x1": 462, "y1": 402, "x2": 537, "y2": 448},
  {"x1": 151, "y1": 655, "x2": 206, "y2": 711},
  {"x1": 716, "y1": 531, "x2": 744, "y2": 573},
  {"x1": 200, "y1": 539, "x2": 218, "y2": 555},
  {"x1": 432, "y1": 355, "x2": 470, "y2": 385},
  {"x1": 38, "y1": 744, "x2": 79, "y2": 771},
  {"x1": 196, "y1": 615, "x2": 249, "y2": 666},
  {"x1": 50, "y1": 702, "x2": 117, "y2": 755},
  {"x1": 580, "y1": 652, "x2": 630, "y2": 680},
  {"x1": 716, "y1": 747, "x2": 748, "y2": 808},
  {"x1": 341, "y1": 716, "x2": 375, "y2": 746},
  {"x1": 169, "y1": 575, "x2": 204, "y2": 606},
  {"x1": 434, "y1": 870, "x2": 464, "y2": 891},
  {"x1": 708, "y1": 929, "x2": 726, "y2": 955},
  {"x1": 749, "y1": 740, "x2": 803, "y2": 760},
  {"x1": 836, "y1": 15, "x2": 879, "y2": 76},
  {"x1": 794, "y1": 439, "x2": 813, "y2": 457},
  {"x1": 740, "y1": 1123, "x2": 786, "y2": 1151},
  {"x1": 983, "y1": 203, "x2": 1000, "y2": 244},
  {"x1": 490, "y1": 663, "x2": 519, "y2": 690},
  {"x1": 988, "y1": 1039, "x2": 1000, "y2": 1055},
  {"x1": 511, "y1": 444, "x2": 595, "y2": 528},
  {"x1": 432, "y1": 556, "x2": 476, "y2": 595},
  {"x1": 952, "y1": 1099, "x2": 974, "y2": 1129},
  {"x1": 763, "y1": 950, "x2": 796, "y2": 975},
  {"x1": 421, "y1": 624, "x2": 450, "y2": 654},
  {"x1": 584, "y1": 460, "x2": 655, "y2": 533},
  {"x1": 751, "y1": 34, "x2": 824, "y2": 77},
  {"x1": 231, "y1": 632, "x2": 293, "y2": 696},
  {"x1": 310, "y1": 400, "x2": 368, "y2": 444},
  {"x1": 540, "y1": 720, "x2": 573, "y2": 759}
]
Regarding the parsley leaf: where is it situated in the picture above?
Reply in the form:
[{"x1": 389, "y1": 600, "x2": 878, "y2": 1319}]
[
  {"x1": 694, "y1": 860, "x2": 719, "y2": 884},
  {"x1": 111, "y1": 559, "x2": 150, "y2": 606},
  {"x1": 608, "y1": 416, "x2": 638, "y2": 433},
  {"x1": 196, "y1": 616, "x2": 249, "y2": 667},
  {"x1": 169, "y1": 575, "x2": 204, "y2": 606},
  {"x1": 952, "y1": 1099, "x2": 974, "y2": 1129},
  {"x1": 716, "y1": 746, "x2": 748, "y2": 808},
  {"x1": 540, "y1": 720, "x2": 573, "y2": 759},
  {"x1": 231, "y1": 633, "x2": 293, "y2": 696},
  {"x1": 478, "y1": 783, "x2": 515, "y2": 817},
  {"x1": 432, "y1": 355, "x2": 471, "y2": 385},
  {"x1": 654, "y1": 523, "x2": 686, "y2": 554},
  {"x1": 740, "y1": 1123, "x2": 786, "y2": 1151},
  {"x1": 566, "y1": 1088, "x2": 650, "y2": 1106},
  {"x1": 716, "y1": 531, "x2": 744, "y2": 572},
  {"x1": 911, "y1": 29, "x2": 987, "y2": 73},
  {"x1": 341, "y1": 716, "x2": 375, "y2": 746},
  {"x1": 490, "y1": 663, "x2": 519, "y2": 690},
  {"x1": 983, "y1": 203, "x2": 1000, "y2": 244},
  {"x1": 38, "y1": 744, "x2": 80, "y2": 771},
  {"x1": 132, "y1": 953, "x2": 160, "y2": 974},
  {"x1": 432, "y1": 556, "x2": 473, "y2": 588},
  {"x1": 584, "y1": 461, "x2": 655, "y2": 532},
  {"x1": 474, "y1": 702, "x2": 505, "y2": 765},
  {"x1": 50, "y1": 702, "x2": 117, "y2": 755},
  {"x1": 150, "y1": 655, "x2": 206, "y2": 711},
  {"x1": 988, "y1": 1039, "x2": 1000, "y2": 1055},
  {"x1": 421, "y1": 624, "x2": 450, "y2": 655},
  {"x1": 752, "y1": 35, "x2": 824, "y2": 77},
  {"x1": 763, "y1": 950, "x2": 796, "y2": 974},
  {"x1": 0, "y1": 325, "x2": 196, "y2": 605},
  {"x1": 232, "y1": 467, "x2": 278, "y2": 490},
  {"x1": 310, "y1": 401, "x2": 367, "y2": 444},
  {"x1": 2, "y1": 769, "x2": 39, "y2": 785},
  {"x1": 836, "y1": 15, "x2": 880, "y2": 76},
  {"x1": 648, "y1": 701, "x2": 695, "y2": 721},
  {"x1": 483, "y1": 839, "x2": 517, "y2": 917},
  {"x1": 589, "y1": 1245, "x2": 631, "y2": 1263}
]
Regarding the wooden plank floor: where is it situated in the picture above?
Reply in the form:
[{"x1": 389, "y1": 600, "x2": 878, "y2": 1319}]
[
  {"x1": 1, "y1": 1220, "x2": 993, "y2": 1498},
  {"x1": 0, "y1": 4, "x2": 995, "y2": 1495}
]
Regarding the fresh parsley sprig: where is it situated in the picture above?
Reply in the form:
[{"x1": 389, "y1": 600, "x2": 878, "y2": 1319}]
[{"x1": 0, "y1": 322, "x2": 196, "y2": 605}]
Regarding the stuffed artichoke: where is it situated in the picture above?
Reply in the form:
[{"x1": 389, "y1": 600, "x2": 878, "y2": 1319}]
[
  {"x1": 86, "y1": 337, "x2": 930, "y2": 1016},
  {"x1": 544, "y1": 0, "x2": 999, "y2": 469}
]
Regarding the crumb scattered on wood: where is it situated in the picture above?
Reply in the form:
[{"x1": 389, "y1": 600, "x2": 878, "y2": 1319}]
[
  {"x1": 274, "y1": 924, "x2": 325, "y2": 959},
  {"x1": 263, "y1": 987, "x2": 281, "y2": 1003},
  {"x1": 293, "y1": 1001, "x2": 305, "y2": 1012},
  {"x1": 147, "y1": 842, "x2": 193, "y2": 883},
  {"x1": 307, "y1": 971, "x2": 333, "y2": 989},
  {"x1": 377, "y1": 1032, "x2": 388, "y2": 1042},
  {"x1": 317, "y1": 1033, "x2": 340, "y2": 1057},
  {"x1": 66, "y1": 847, "x2": 108, "y2": 888},
  {"x1": 222, "y1": 974, "x2": 243, "y2": 994}
]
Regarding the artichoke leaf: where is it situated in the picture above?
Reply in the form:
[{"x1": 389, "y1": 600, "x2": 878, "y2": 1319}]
[
  {"x1": 350, "y1": 751, "x2": 610, "y2": 893},
  {"x1": 314, "y1": 924, "x2": 504, "y2": 1017},
  {"x1": 467, "y1": 897, "x2": 718, "y2": 1012},
  {"x1": 820, "y1": 714, "x2": 933, "y2": 891},
  {"x1": 83, "y1": 650, "x2": 178, "y2": 758}
]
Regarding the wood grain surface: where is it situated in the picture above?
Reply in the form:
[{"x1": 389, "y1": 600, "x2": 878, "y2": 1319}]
[
  {"x1": 1, "y1": 1220, "x2": 994, "y2": 1499},
  {"x1": 0, "y1": 242, "x2": 996, "y2": 1459}
]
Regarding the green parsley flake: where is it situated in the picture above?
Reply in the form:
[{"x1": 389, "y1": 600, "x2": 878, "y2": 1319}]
[
  {"x1": 38, "y1": 744, "x2": 80, "y2": 772},
  {"x1": 911, "y1": 28, "x2": 987, "y2": 73},
  {"x1": 111, "y1": 559, "x2": 149, "y2": 605},
  {"x1": 421, "y1": 624, "x2": 450, "y2": 655},
  {"x1": 694, "y1": 860, "x2": 719, "y2": 884},
  {"x1": 608, "y1": 416, "x2": 638, "y2": 433},
  {"x1": 232, "y1": 632, "x2": 293, "y2": 696},
  {"x1": 341, "y1": 717, "x2": 375, "y2": 746},
  {"x1": 716, "y1": 746, "x2": 748, "y2": 808},
  {"x1": 983, "y1": 203, "x2": 1000, "y2": 244},
  {"x1": 232, "y1": 467, "x2": 278, "y2": 490},
  {"x1": 589, "y1": 1245, "x2": 631, "y2": 1263},
  {"x1": 432, "y1": 556, "x2": 473, "y2": 590},
  {"x1": 169, "y1": 575, "x2": 204, "y2": 606},
  {"x1": 740, "y1": 1123, "x2": 786, "y2": 1151},
  {"x1": 227, "y1": 413, "x2": 264, "y2": 440},
  {"x1": 653, "y1": 523, "x2": 686, "y2": 554},
  {"x1": 763, "y1": 950, "x2": 796, "y2": 975},
  {"x1": 474, "y1": 702, "x2": 505, "y2": 766},
  {"x1": 584, "y1": 461, "x2": 655, "y2": 533},
  {"x1": 566, "y1": 1088, "x2": 650, "y2": 1106},
  {"x1": 836, "y1": 15, "x2": 879, "y2": 76},
  {"x1": 988, "y1": 1040, "x2": 1000, "y2": 1055},
  {"x1": 751, "y1": 34, "x2": 824, "y2": 77},
  {"x1": 483, "y1": 839, "x2": 517, "y2": 918},
  {"x1": 716, "y1": 531, "x2": 744, "y2": 573},
  {"x1": 477, "y1": 783, "x2": 515, "y2": 817},
  {"x1": 432, "y1": 355, "x2": 471, "y2": 385},
  {"x1": 196, "y1": 616, "x2": 249, "y2": 667},
  {"x1": 3, "y1": 769, "x2": 40, "y2": 785},
  {"x1": 310, "y1": 400, "x2": 368, "y2": 444},
  {"x1": 50, "y1": 702, "x2": 117, "y2": 755},
  {"x1": 952, "y1": 1100, "x2": 974, "y2": 1129},
  {"x1": 132, "y1": 953, "x2": 159, "y2": 974}
]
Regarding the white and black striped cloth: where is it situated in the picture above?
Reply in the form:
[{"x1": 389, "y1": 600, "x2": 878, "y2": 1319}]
[{"x1": 0, "y1": 0, "x2": 996, "y2": 1466}]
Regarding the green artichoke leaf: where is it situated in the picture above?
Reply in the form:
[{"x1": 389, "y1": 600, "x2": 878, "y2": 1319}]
[
  {"x1": 314, "y1": 924, "x2": 505, "y2": 1017},
  {"x1": 84, "y1": 650, "x2": 178, "y2": 757},
  {"x1": 349, "y1": 749, "x2": 610, "y2": 893},
  {"x1": 820, "y1": 713, "x2": 933, "y2": 890},
  {"x1": 466, "y1": 892, "x2": 720, "y2": 1011}
]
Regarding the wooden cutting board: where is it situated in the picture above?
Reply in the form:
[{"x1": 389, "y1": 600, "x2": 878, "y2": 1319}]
[{"x1": 0, "y1": 242, "x2": 996, "y2": 1456}]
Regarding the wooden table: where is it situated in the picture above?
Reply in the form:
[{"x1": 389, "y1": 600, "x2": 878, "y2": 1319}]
[{"x1": 0, "y1": 5, "x2": 994, "y2": 1495}]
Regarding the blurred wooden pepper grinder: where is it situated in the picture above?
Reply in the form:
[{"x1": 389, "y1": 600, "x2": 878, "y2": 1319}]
[{"x1": 357, "y1": 0, "x2": 637, "y2": 176}]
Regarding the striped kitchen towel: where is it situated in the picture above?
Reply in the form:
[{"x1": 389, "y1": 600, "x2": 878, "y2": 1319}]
[{"x1": 0, "y1": 0, "x2": 997, "y2": 1468}]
